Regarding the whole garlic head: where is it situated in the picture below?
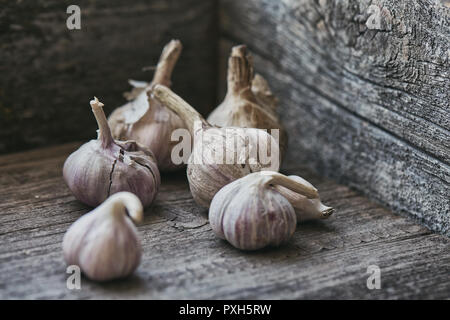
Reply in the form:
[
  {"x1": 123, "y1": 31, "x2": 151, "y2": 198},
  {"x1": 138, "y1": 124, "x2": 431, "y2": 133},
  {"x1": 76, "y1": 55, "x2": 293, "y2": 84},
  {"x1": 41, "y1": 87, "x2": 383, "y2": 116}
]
[
  {"x1": 209, "y1": 171, "x2": 319, "y2": 250},
  {"x1": 151, "y1": 85, "x2": 281, "y2": 208},
  {"x1": 62, "y1": 192, "x2": 143, "y2": 281},
  {"x1": 207, "y1": 45, "x2": 287, "y2": 157},
  {"x1": 63, "y1": 97, "x2": 160, "y2": 207},
  {"x1": 274, "y1": 175, "x2": 334, "y2": 222},
  {"x1": 108, "y1": 40, "x2": 187, "y2": 172}
]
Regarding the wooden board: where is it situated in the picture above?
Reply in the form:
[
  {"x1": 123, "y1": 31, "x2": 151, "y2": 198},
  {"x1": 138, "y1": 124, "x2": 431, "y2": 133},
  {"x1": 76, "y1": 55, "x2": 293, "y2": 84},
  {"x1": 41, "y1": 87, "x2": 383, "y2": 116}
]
[
  {"x1": 0, "y1": 0, "x2": 217, "y2": 154},
  {"x1": 0, "y1": 143, "x2": 448, "y2": 299},
  {"x1": 218, "y1": 0, "x2": 450, "y2": 236}
]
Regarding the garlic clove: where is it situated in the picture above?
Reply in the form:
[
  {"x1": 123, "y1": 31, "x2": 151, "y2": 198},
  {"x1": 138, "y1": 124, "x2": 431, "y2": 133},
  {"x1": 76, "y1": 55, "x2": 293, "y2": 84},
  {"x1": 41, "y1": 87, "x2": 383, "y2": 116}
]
[
  {"x1": 274, "y1": 175, "x2": 334, "y2": 222},
  {"x1": 207, "y1": 45, "x2": 288, "y2": 157},
  {"x1": 107, "y1": 40, "x2": 187, "y2": 172},
  {"x1": 63, "y1": 192, "x2": 143, "y2": 282},
  {"x1": 209, "y1": 171, "x2": 309, "y2": 250},
  {"x1": 63, "y1": 97, "x2": 160, "y2": 207},
  {"x1": 151, "y1": 84, "x2": 281, "y2": 208}
]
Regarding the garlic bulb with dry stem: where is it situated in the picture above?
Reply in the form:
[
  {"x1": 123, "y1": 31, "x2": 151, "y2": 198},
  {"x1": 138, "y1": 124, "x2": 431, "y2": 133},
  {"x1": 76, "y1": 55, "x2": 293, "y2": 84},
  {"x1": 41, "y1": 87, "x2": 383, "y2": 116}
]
[
  {"x1": 209, "y1": 171, "x2": 319, "y2": 250},
  {"x1": 151, "y1": 85, "x2": 281, "y2": 208},
  {"x1": 108, "y1": 40, "x2": 186, "y2": 171},
  {"x1": 208, "y1": 45, "x2": 287, "y2": 157},
  {"x1": 63, "y1": 192, "x2": 143, "y2": 281},
  {"x1": 63, "y1": 97, "x2": 160, "y2": 207},
  {"x1": 274, "y1": 175, "x2": 334, "y2": 222}
]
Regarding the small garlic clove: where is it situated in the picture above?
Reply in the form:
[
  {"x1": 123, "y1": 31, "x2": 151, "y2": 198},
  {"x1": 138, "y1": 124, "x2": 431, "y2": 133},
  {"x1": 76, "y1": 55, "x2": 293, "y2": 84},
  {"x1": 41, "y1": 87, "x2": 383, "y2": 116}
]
[
  {"x1": 152, "y1": 84, "x2": 281, "y2": 208},
  {"x1": 62, "y1": 192, "x2": 143, "y2": 282},
  {"x1": 207, "y1": 45, "x2": 288, "y2": 158},
  {"x1": 274, "y1": 175, "x2": 334, "y2": 222},
  {"x1": 107, "y1": 40, "x2": 187, "y2": 172},
  {"x1": 63, "y1": 97, "x2": 160, "y2": 207},
  {"x1": 209, "y1": 171, "x2": 299, "y2": 250}
]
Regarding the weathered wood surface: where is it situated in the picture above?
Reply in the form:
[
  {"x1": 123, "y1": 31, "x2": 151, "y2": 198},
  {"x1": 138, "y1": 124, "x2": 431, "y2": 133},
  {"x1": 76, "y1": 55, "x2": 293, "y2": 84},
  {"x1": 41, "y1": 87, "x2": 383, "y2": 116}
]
[
  {"x1": 0, "y1": 0, "x2": 217, "y2": 154},
  {"x1": 218, "y1": 0, "x2": 450, "y2": 236},
  {"x1": 0, "y1": 143, "x2": 448, "y2": 299}
]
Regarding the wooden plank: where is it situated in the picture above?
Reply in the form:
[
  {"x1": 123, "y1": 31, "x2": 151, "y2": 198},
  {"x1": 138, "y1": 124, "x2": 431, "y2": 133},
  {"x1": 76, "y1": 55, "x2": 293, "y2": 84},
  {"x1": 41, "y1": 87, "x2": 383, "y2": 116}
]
[
  {"x1": 218, "y1": 0, "x2": 450, "y2": 235},
  {"x1": 0, "y1": 0, "x2": 217, "y2": 154},
  {"x1": 0, "y1": 143, "x2": 448, "y2": 299}
]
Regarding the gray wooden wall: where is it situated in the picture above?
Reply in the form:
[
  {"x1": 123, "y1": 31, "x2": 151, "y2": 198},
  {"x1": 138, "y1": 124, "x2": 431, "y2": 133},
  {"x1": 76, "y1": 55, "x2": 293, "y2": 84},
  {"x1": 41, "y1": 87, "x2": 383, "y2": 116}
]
[
  {"x1": 0, "y1": 0, "x2": 217, "y2": 154},
  {"x1": 218, "y1": 0, "x2": 449, "y2": 235}
]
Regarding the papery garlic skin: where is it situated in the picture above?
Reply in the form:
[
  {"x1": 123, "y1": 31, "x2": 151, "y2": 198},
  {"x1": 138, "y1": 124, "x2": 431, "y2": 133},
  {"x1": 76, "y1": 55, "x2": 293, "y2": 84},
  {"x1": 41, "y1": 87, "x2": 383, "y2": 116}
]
[
  {"x1": 63, "y1": 97, "x2": 160, "y2": 207},
  {"x1": 274, "y1": 175, "x2": 334, "y2": 222},
  {"x1": 151, "y1": 85, "x2": 281, "y2": 208},
  {"x1": 252, "y1": 74, "x2": 279, "y2": 114},
  {"x1": 63, "y1": 192, "x2": 143, "y2": 281},
  {"x1": 207, "y1": 45, "x2": 287, "y2": 157},
  {"x1": 188, "y1": 125, "x2": 280, "y2": 207},
  {"x1": 209, "y1": 172, "x2": 319, "y2": 250},
  {"x1": 108, "y1": 40, "x2": 187, "y2": 172}
]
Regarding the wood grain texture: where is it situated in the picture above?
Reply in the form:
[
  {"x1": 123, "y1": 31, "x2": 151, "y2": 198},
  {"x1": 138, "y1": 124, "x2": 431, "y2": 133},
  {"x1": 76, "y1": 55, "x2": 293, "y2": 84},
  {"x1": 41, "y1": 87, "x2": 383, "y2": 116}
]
[
  {"x1": 0, "y1": 143, "x2": 448, "y2": 299},
  {"x1": 218, "y1": 0, "x2": 450, "y2": 235},
  {"x1": 0, "y1": 0, "x2": 217, "y2": 154}
]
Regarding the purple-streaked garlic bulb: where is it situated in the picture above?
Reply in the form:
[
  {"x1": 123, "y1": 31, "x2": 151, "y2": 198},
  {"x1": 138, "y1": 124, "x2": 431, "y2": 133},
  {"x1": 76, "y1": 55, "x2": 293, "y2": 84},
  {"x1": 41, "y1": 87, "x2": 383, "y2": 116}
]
[
  {"x1": 151, "y1": 85, "x2": 281, "y2": 208},
  {"x1": 274, "y1": 175, "x2": 334, "y2": 222},
  {"x1": 63, "y1": 97, "x2": 160, "y2": 207},
  {"x1": 209, "y1": 171, "x2": 319, "y2": 250},
  {"x1": 63, "y1": 192, "x2": 143, "y2": 281},
  {"x1": 107, "y1": 40, "x2": 187, "y2": 172}
]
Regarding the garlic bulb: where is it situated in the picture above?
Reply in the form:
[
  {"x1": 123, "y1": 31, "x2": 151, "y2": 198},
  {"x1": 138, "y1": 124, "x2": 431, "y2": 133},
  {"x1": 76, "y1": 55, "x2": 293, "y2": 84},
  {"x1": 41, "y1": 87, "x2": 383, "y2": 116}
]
[
  {"x1": 108, "y1": 40, "x2": 187, "y2": 172},
  {"x1": 63, "y1": 97, "x2": 160, "y2": 207},
  {"x1": 209, "y1": 171, "x2": 319, "y2": 250},
  {"x1": 207, "y1": 45, "x2": 287, "y2": 157},
  {"x1": 274, "y1": 175, "x2": 334, "y2": 222},
  {"x1": 63, "y1": 192, "x2": 143, "y2": 281},
  {"x1": 151, "y1": 85, "x2": 281, "y2": 208}
]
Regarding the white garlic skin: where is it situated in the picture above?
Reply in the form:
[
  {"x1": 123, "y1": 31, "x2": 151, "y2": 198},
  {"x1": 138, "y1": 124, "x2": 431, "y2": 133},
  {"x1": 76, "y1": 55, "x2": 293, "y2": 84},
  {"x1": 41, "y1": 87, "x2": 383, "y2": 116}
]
[
  {"x1": 207, "y1": 45, "x2": 287, "y2": 156},
  {"x1": 151, "y1": 84, "x2": 281, "y2": 208},
  {"x1": 62, "y1": 192, "x2": 143, "y2": 282},
  {"x1": 108, "y1": 40, "x2": 187, "y2": 172},
  {"x1": 188, "y1": 126, "x2": 280, "y2": 208},
  {"x1": 63, "y1": 97, "x2": 160, "y2": 208},
  {"x1": 274, "y1": 175, "x2": 334, "y2": 222},
  {"x1": 209, "y1": 172, "x2": 297, "y2": 250},
  {"x1": 63, "y1": 139, "x2": 160, "y2": 208},
  {"x1": 110, "y1": 93, "x2": 186, "y2": 172}
]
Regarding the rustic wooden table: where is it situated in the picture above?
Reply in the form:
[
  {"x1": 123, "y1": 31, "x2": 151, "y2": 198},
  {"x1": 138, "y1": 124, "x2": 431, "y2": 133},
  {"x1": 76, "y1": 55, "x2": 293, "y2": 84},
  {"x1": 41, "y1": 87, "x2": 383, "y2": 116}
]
[{"x1": 0, "y1": 142, "x2": 448, "y2": 299}]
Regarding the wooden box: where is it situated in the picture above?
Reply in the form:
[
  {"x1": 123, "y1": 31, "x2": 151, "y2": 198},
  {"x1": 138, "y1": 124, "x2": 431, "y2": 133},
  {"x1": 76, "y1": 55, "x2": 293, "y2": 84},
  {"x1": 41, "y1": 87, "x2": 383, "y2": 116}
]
[{"x1": 0, "y1": 0, "x2": 448, "y2": 299}]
